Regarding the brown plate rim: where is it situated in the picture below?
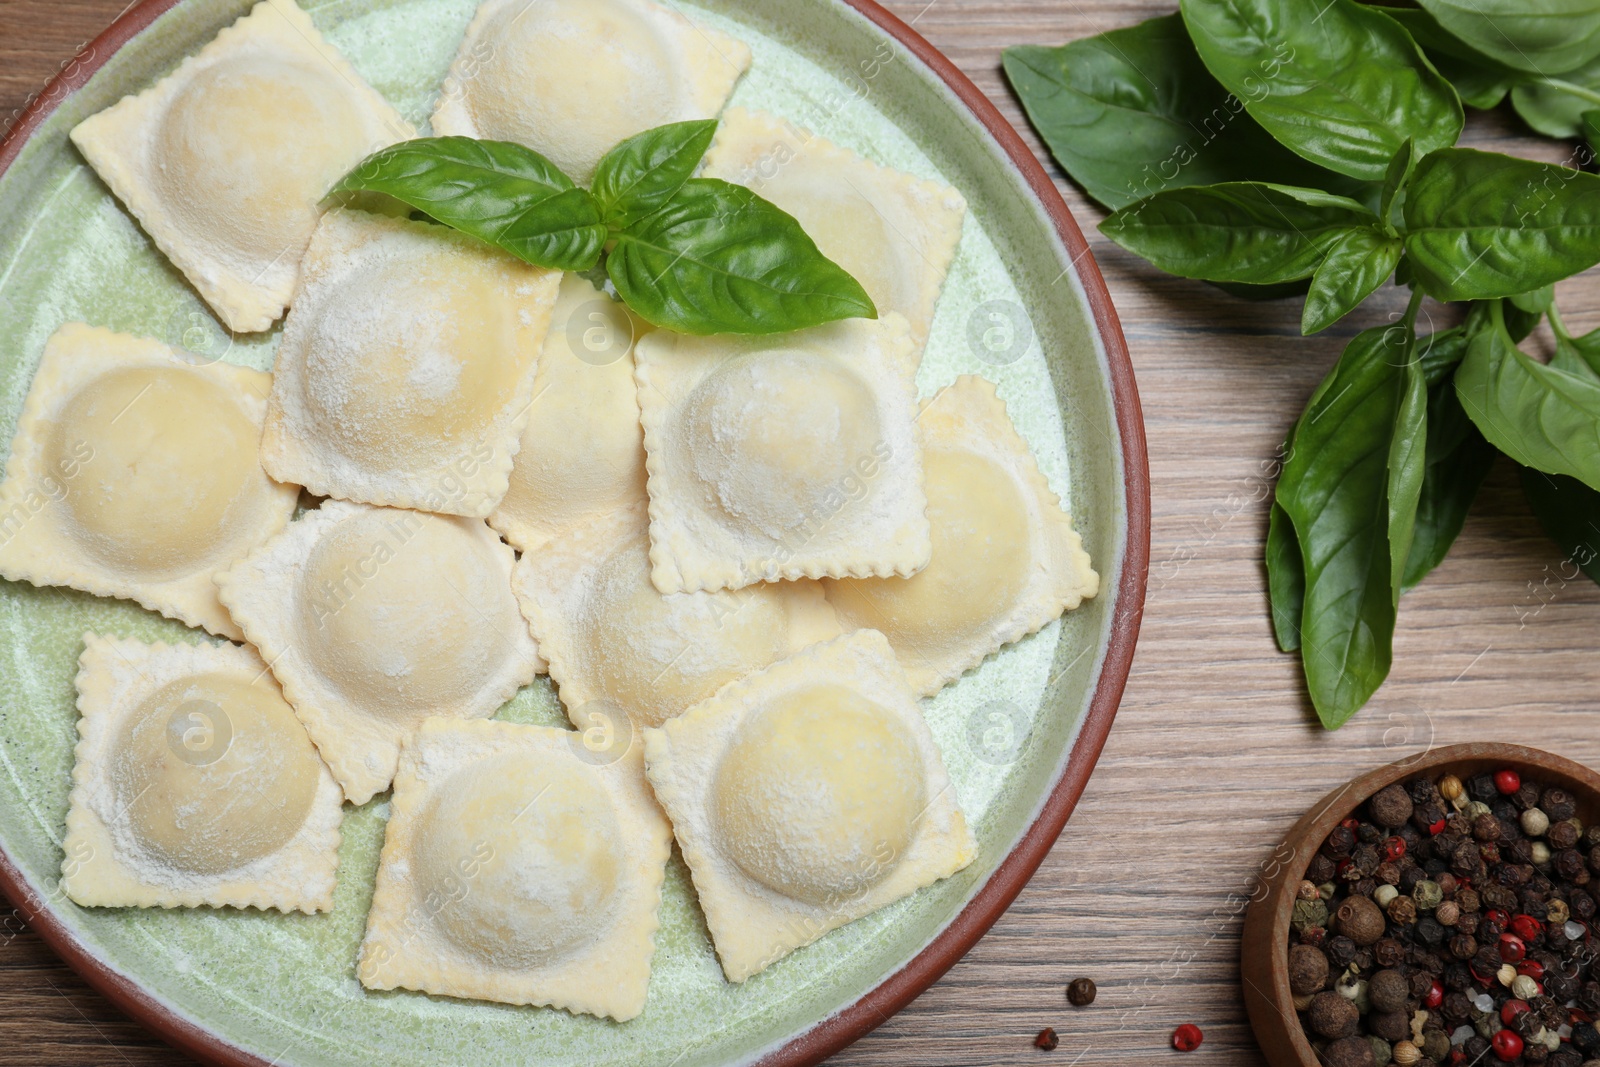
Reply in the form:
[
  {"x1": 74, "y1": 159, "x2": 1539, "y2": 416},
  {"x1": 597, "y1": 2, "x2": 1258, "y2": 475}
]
[{"x1": 0, "y1": 1, "x2": 1151, "y2": 1064}]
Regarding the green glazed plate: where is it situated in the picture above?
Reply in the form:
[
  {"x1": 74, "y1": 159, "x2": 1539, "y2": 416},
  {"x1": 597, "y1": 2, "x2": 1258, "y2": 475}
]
[{"x1": 0, "y1": 1, "x2": 1148, "y2": 1063}]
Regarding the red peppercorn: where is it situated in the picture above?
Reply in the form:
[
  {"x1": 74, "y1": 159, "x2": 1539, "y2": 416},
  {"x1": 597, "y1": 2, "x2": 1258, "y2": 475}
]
[
  {"x1": 1518, "y1": 960, "x2": 1545, "y2": 980},
  {"x1": 1034, "y1": 1028, "x2": 1059, "y2": 1051},
  {"x1": 1384, "y1": 836, "x2": 1407, "y2": 862},
  {"x1": 1485, "y1": 908, "x2": 1511, "y2": 928},
  {"x1": 1341, "y1": 817, "x2": 1361, "y2": 831},
  {"x1": 1172, "y1": 1024, "x2": 1203, "y2": 1052},
  {"x1": 1510, "y1": 914, "x2": 1544, "y2": 941},
  {"x1": 1492, "y1": 1028, "x2": 1524, "y2": 1061},
  {"x1": 1425, "y1": 977, "x2": 1445, "y2": 1009},
  {"x1": 1430, "y1": 816, "x2": 1448, "y2": 835},
  {"x1": 1499, "y1": 933, "x2": 1527, "y2": 963},
  {"x1": 1501, "y1": 998, "x2": 1530, "y2": 1025},
  {"x1": 1495, "y1": 770, "x2": 1522, "y2": 796}
]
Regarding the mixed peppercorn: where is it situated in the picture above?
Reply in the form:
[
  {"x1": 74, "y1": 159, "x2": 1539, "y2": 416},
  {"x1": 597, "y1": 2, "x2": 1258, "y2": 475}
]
[{"x1": 1289, "y1": 768, "x2": 1600, "y2": 1067}]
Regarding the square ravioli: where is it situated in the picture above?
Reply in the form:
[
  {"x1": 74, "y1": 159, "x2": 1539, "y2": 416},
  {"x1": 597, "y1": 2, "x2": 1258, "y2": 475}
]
[
  {"x1": 357, "y1": 718, "x2": 673, "y2": 1020},
  {"x1": 62, "y1": 633, "x2": 343, "y2": 913},
  {"x1": 701, "y1": 108, "x2": 967, "y2": 356},
  {"x1": 69, "y1": 0, "x2": 413, "y2": 333},
  {"x1": 635, "y1": 314, "x2": 931, "y2": 594},
  {"x1": 489, "y1": 275, "x2": 650, "y2": 553},
  {"x1": 431, "y1": 0, "x2": 750, "y2": 183},
  {"x1": 643, "y1": 630, "x2": 975, "y2": 982},
  {"x1": 262, "y1": 210, "x2": 560, "y2": 519},
  {"x1": 0, "y1": 323, "x2": 299, "y2": 640},
  {"x1": 823, "y1": 376, "x2": 1099, "y2": 695},
  {"x1": 214, "y1": 500, "x2": 542, "y2": 805},
  {"x1": 511, "y1": 502, "x2": 840, "y2": 733}
]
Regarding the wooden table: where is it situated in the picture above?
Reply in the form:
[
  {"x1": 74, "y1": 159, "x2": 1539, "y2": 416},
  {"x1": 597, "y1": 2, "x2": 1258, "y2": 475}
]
[{"x1": 4, "y1": 1, "x2": 1599, "y2": 1063}]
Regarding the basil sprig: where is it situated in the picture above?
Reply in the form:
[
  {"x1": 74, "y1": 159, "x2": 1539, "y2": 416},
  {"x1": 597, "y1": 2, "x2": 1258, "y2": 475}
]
[
  {"x1": 333, "y1": 122, "x2": 875, "y2": 336},
  {"x1": 1005, "y1": 2, "x2": 1600, "y2": 728}
]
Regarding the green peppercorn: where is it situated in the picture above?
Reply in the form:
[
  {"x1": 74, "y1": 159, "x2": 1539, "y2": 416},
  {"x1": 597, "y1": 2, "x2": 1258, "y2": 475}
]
[
  {"x1": 1413, "y1": 880, "x2": 1444, "y2": 911},
  {"x1": 1294, "y1": 897, "x2": 1330, "y2": 933}
]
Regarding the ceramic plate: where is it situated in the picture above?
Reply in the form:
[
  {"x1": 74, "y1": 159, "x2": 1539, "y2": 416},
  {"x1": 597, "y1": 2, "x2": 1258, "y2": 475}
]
[{"x1": 0, "y1": 1, "x2": 1148, "y2": 1063}]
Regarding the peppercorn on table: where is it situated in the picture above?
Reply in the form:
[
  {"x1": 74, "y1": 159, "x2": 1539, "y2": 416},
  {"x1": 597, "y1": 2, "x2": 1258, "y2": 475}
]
[{"x1": 5, "y1": 0, "x2": 1600, "y2": 1064}]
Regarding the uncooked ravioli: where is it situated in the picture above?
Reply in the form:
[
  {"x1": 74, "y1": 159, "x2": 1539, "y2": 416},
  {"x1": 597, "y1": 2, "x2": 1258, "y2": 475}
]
[
  {"x1": 431, "y1": 0, "x2": 750, "y2": 183},
  {"x1": 215, "y1": 499, "x2": 543, "y2": 805},
  {"x1": 358, "y1": 719, "x2": 672, "y2": 1020},
  {"x1": 69, "y1": 0, "x2": 412, "y2": 332},
  {"x1": 61, "y1": 634, "x2": 344, "y2": 913},
  {"x1": 0, "y1": 323, "x2": 299, "y2": 639},
  {"x1": 262, "y1": 210, "x2": 560, "y2": 519}
]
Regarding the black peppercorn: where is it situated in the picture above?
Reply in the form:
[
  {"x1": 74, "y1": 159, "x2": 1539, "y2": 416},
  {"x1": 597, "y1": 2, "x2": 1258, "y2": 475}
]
[
  {"x1": 1413, "y1": 801, "x2": 1447, "y2": 833},
  {"x1": 1492, "y1": 799, "x2": 1519, "y2": 823},
  {"x1": 1410, "y1": 776, "x2": 1440, "y2": 803},
  {"x1": 1544, "y1": 788, "x2": 1577, "y2": 822},
  {"x1": 1442, "y1": 990, "x2": 1472, "y2": 1023},
  {"x1": 1552, "y1": 821, "x2": 1582, "y2": 850},
  {"x1": 1066, "y1": 977, "x2": 1097, "y2": 1006},
  {"x1": 1508, "y1": 838, "x2": 1536, "y2": 865},
  {"x1": 1402, "y1": 865, "x2": 1429, "y2": 892},
  {"x1": 1308, "y1": 853, "x2": 1338, "y2": 884},
  {"x1": 1573, "y1": 1022, "x2": 1600, "y2": 1057},
  {"x1": 1559, "y1": 849, "x2": 1589, "y2": 881},
  {"x1": 1327, "y1": 935, "x2": 1357, "y2": 968},
  {"x1": 1443, "y1": 961, "x2": 1472, "y2": 990},
  {"x1": 1468, "y1": 774, "x2": 1497, "y2": 801},
  {"x1": 1463, "y1": 1035, "x2": 1490, "y2": 1061},
  {"x1": 1515, "y1": 782, "x2": 1543, "y2": 811},
  {"x1": 1473, "y1": 944, "x2": 1503, "y2": 975},
  {"x1": 1308, "y1": 991, "x2": 1360, "y2": 1039},
  {"x1": 1422, "y1": 1030, "x2": 1451, "y2": 1062},
  {"x1": 1375, "y1": 938, "x2": 1407, "y2": 968},
  {"x1": 1372, "y1": 784, "x2": 1416, "y2": 829},
  {"x1": 1408, "y1": 970, "x2": 1435, "y2": 999},
  {"x1": 1549, "y1": 1050, "x2": 1582, "y2": 1067},
  {"x1": 1449, "y1": 933, "x2": 1479, "y2": 960},
  {"x1": 1417, "y1": 916, "x2": 1446, "y2": 946},
  {"x1": 1324, "y1": 825, "x2": 1357, "y2": 858}
]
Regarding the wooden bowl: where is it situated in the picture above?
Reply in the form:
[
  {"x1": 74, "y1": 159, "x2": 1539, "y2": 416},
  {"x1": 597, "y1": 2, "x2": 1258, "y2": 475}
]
[{"x1": 1241, "y1": 742, "x2": 1600, "y2": 1066}]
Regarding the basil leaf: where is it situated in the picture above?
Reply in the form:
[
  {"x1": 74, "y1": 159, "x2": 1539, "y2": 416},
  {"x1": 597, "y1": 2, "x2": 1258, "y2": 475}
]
[
  {"x1": 1510, "y1": 285, "x2": 1555, "y2": 316},
  {"x1": 1552, "y1": 329, "x2": 1600, "y2": 379},
  {"x1": 1388, "y1": 348, "x2": 1429, "y2": 602},
  {"x1": 1520, "y1": 467, "x2": 1600, "y2": 587},
  {"x1": 1180, "y1": 0, "x2": 1463, "y2": 181},
  {"x1": 1403, "y1": 148, "x2": 1600, "y2": 301},
  {"x1": 1267, "y1": 499, "x2": 1305, "y2": 653},
  {"x1": 332, "y1": 137, "x2": 606, "y2": 272},
  {"x1": 1403, "y1": 329, "x2": 1496, "y2": 590},
  {"x1": 1455, "y1": 305, "x2": 1600, "y2": 492},
  {"x1": 1000, "y1": 17, "x2": 1358, "y2": 211},
  {"x1": 590, "y1": 120, "x2": 718, "y2": 229},
  {"x1": 1302, "y1": 228, "x2": 1403, "y2": 335},
  {"x1": 1379, "y1": 139, "x2": 1413, "y2": 226},
  {"x1": 1587, "y1": 110, "x2": 1600, "y2": 145},
  {"x1": 1276, "y1": 325, "x2": 1418, "y2": 728},
  {"x1": 1100, "y1": 183, "x2": 1374, "y2": 285},
  {"x1": 1415, "y1": 0, "x2": 1600, "y2": 76},
  {"x1": 1370, "y1": 5, "x2": 1522, "y2": 107},
  {"x1": 608, "y1": 178, "x2": 876, "y2": 335},
  {"x1": 1511, "y1": 58, "x2": 1600, "y2": 138}
]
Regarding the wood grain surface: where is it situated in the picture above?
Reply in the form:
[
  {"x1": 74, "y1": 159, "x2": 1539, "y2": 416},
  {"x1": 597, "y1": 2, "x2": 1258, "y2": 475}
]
[{"x1": 3, "y1": 1, "x2": 1600, "y2": 1064}]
